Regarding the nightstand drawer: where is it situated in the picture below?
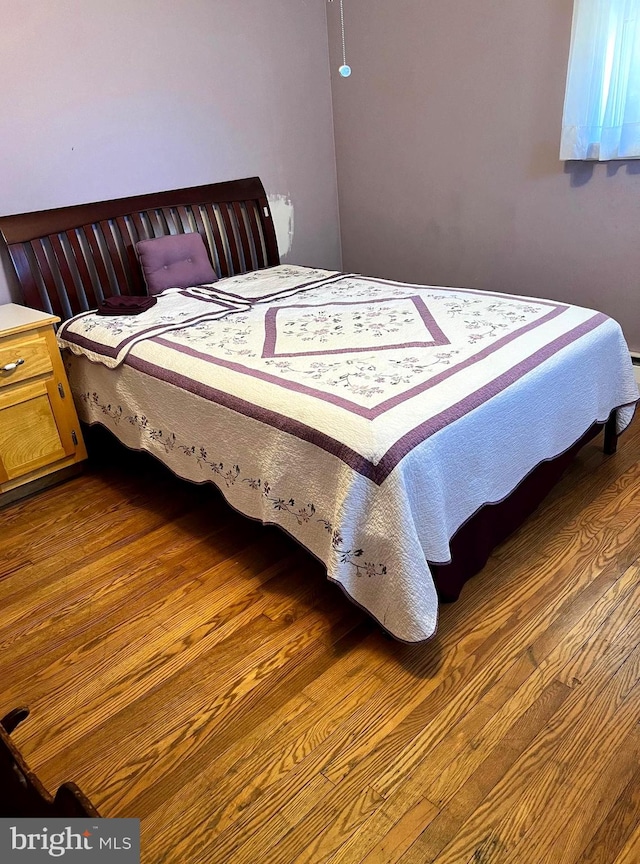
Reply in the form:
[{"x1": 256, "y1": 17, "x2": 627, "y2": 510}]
[
  {"x1": 0, "y1": 332, "x2": 53, "y2": 388},
  {"x1": 0, "y1": 304, "x2": 87, "y2": 503}
]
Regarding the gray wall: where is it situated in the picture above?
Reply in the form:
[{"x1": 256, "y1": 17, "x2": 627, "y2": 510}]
[
  {"x1": 0, "y1": 0, "x2": 341, "y2": 304},
  {"x1": 328, "y1": 0, "x2": 640, "y2": 351}
]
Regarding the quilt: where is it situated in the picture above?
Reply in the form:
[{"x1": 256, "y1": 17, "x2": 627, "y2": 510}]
[{"x1": 58, "y1": 266, "x2": 639, "y2": 641}]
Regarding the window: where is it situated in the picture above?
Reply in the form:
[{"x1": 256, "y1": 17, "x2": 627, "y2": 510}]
[{"x1": 560, "y1": 0, "x2": 640, "y2": 160}]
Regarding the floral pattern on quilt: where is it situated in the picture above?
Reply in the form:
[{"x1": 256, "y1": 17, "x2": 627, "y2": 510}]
[
  {"x1": 79, "y1": 390, "x2": 387, "y2": 580},
  {"x1": 159, "y1": 277, "x2": 561, "y2": 412},
  {"x1": 76, "y1": 311, "x2": 185, "y2": 338}
]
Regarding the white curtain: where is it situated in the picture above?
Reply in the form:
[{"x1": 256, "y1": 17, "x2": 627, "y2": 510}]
[{"x1": 560, "y1": 0, "x2": 640, "y2": 160}]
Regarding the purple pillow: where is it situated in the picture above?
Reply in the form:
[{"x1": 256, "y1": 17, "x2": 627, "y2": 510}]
[{"x1": 136, "y1": 233, "x2": 218, "y2": 295}]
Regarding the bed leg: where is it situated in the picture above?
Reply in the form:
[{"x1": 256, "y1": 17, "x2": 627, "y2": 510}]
[{"x1": 604, "y1": 411, "x2": 618, "y2": 455}]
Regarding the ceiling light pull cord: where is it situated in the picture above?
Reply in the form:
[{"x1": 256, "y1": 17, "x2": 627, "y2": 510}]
[{"x1": 329, "y1": 0, "x2": 351, "y2": 77}]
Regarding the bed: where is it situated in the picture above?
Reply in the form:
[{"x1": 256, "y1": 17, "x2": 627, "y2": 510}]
[{"x1": 1, "y1": 177, "x2": 637, "y2": 642}]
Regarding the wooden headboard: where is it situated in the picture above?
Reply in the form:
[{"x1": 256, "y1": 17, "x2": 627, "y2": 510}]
[{"x1": 0, "y1": 176, "x2": 280, "y2": 320}]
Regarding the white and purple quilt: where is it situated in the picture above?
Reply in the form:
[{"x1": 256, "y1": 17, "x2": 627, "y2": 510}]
[{"x1": 57, "y1": 265, "x2": 638, "y2": 641}]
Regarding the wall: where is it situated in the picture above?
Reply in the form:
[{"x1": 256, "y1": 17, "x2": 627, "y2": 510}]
[
  {"x1": 328, "y1": 0, "x2": 640, "y2": 351},
  {"x1": 0, "y1": 0, "x2": 341, "y2": 304}
]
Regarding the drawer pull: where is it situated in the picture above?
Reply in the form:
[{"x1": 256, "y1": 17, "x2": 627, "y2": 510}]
[{"x1": 1, "y1": 358, "x2": 25, "y2": 372}]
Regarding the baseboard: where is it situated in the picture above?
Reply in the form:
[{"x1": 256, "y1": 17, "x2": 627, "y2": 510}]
[
  {"x1": 631, "y1": 352, "x2": 640, "y2": 385},
  {"x1": 0, "y1": 464, "x2": 84, "y2": 510}
]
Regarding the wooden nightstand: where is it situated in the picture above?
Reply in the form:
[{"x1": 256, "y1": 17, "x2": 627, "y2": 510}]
[{"x1": 0, "y1": 304, "x2": 87, "y2": 506}]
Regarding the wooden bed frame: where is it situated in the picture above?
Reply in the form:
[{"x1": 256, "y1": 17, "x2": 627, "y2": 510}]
[
  {"x1": 0, "y1": 176, "x2": 619, "y2": 604},
  {"x1": 0, "y1": 176, "x2": 279, "y2": 319}
]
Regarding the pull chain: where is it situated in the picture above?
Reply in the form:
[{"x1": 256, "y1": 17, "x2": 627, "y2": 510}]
[{"x1": 329, "y1": 0, "x2": 351, "y2": 77}]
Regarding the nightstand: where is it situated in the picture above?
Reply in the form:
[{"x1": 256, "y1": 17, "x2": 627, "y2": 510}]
[{"x1": 0, "y1": 303, "x2": 87, "y2": 506}]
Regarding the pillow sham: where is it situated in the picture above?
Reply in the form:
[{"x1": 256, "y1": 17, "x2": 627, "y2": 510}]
[{"x1": 136, "y1": 232, "x2": 218, "y2": 295}]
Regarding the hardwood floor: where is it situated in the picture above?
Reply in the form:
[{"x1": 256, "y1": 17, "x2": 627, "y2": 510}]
[{"x1": 2, "y1": 420, "x2": 640, "y2": 863}]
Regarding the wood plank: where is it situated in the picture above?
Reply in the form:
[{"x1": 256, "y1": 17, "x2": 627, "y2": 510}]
[
  {"x1": 534, "y1": 726, "x2": 640, "y2": 864},
  {"x1": 577, "y1": 764, "x2": 640, "y2": 864},
  {"x1": 350, "y1": 795, "x2": 439, "y2": 864},
  {"x1": 418, "y1": 563, "x2": 640, "y2": 809},
  {"x1": 323, "y1": 493, "x2": 640, "y2": 800},
  {"x1": 128, "y1": 620, "x2": 373, "y2": 824},
  {"x1": 141, "y1": 664, "x2": 383, "y2": 854},
  {"x1": 422, "y1": 632, "x2": 640, "y2": 864},
  {"x1": 610, "y1": 821, "x2": 640, "y2": 864},
  {"x1": 395, "y1": 680, "x2": 573, "y2": 864},
  {"x1": 0, "y1": 417, "x2": 639, "y2": 864}
]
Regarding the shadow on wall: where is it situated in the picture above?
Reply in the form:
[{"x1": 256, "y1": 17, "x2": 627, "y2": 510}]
[
  {"x1": 0, "y1": 239, "x2": 20, "y2": 303},
  {"x1": 268, "y1": 194, "x2": 294, "y2": 259},
  {"x1": 564, "y1": 159, "x2": 640, "y2": 187}
]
